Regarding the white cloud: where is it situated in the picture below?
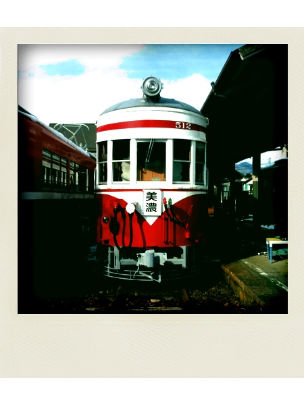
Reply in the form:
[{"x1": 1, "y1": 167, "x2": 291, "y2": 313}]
[
  {"x1": 18, "y1": 45, "x2": 212, "y2": 124},
  {"x1": 18, "y1": 44, "x2": 145, "y2": 72},
  {"x1": 162, "y1": 74, "x2": 211, "y2": 110}
]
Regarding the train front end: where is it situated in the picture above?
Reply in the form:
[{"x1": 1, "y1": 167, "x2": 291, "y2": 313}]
[{"x1": 96, "y1": 77, "x2": 209, "y2": 282}]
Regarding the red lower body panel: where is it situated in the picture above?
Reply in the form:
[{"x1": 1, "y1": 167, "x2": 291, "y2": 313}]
[{"x1": 97, "y1": 192, "x2": 207, "y2": 249}]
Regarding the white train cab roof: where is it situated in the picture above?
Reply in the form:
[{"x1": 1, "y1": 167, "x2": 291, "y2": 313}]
[
  {"x1": 100, "y1": 96, "x2": 202, "y2": 115},
  {"x1": 98, "y1": 77, "x2": 208, "y2": 123}
]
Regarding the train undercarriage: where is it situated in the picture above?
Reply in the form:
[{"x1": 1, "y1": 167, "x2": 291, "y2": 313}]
[{"x1": 97, "y1": 244, "x2": 203, "y2": 282}]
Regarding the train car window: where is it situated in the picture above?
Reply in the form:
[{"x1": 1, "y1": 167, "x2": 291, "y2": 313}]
[
  {"x1": 70, "y1": 161, "x2": 76, "y2": 190},
  {"x1": 78, "y1": 166, "x2": 87, "y2": 192},
  {"x1": 75, "y1": 163, "x2": 79, "y2": 189},
  {"x1": 61, "y1": 157, "x2": 68, "y2": 187},
  {"x1": 137, "y1": 140, "x2": 166, "y2": 181},
  {"x1": 42, "y1": 150, "x2": 52, "y2": 159},
  {"x1": 42, "y1": 150, "x2": 70, "y2": 189},
  {"x1": 173, "y1": 139, "x2": 191, "y2": 182},
  {"x1": 195, "y1": 141, "x2": 206, "y2": 184},
  {"x1": 97, "y1": 141, "x2": 107, "y2": 184},
  {"x1": 41, "y1": 149, "x2": 91, "y2": 192},
  {"x1": 70, "y1": 162, "x2": 74, "y2": 187},
  {"x1": 42, "y1": 150, "x2": 52, "y2": 186},
  {"x1": 52, "y1": 153, "x2": 61, "y2": 186},
  {"x1": 112, "y1": 139, "x2": 130, "y2": 182}
]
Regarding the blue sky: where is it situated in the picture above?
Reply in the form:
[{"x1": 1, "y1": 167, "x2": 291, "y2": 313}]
[
  {"x1": 40, "y1": 59, "x2": 86, "y2": 76},
  {"x1": 120, "y1": 44, "x2": 242, "y2": 81},
  {"x1": 34, "y1": 44, "x2": 242, "y2": 80},
  {"x1": 18, "y1": 44, "x2": 243, "y2": 123}
]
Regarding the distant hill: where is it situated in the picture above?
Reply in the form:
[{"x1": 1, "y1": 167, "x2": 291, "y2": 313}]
[{"x1": 235, "y1": 161, "x2": 252, "y2": 175}]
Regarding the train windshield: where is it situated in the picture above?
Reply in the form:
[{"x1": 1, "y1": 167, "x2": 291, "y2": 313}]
[
  {"x1": 98, "y1": 141, "x2": 107, "y2": 183},
  {"x1": 96, "y1": 139, "x2": 206, "y2": 186},
  {"x1": 173, "y1": 139, "x2": 191, "y2": 182},
  {"x1": 195, "y1": 141, "x2": 206, "y2": 184},
  {"x1": 113, "y1": 139, "x2": 130, "y2": 182},
  {"x1": 137, "y1": 140, "x2": 166, "y2": 181}
]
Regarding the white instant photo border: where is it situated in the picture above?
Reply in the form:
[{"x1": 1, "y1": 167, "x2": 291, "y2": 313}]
[{"x1": 0, "y1": 27, "x2": 302, "y2": 378}]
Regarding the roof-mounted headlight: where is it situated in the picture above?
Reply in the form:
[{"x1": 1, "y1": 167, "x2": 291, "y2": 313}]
[{"x1": 142, "y1": 76, "x2": 163, "y2": 98}]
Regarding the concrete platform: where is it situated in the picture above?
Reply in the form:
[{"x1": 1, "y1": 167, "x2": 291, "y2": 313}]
[{"x1": 221, "y1": 254, "x2": 288, "y2": 313}]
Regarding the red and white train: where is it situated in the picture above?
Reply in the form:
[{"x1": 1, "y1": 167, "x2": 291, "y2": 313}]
[{"x1": 96, "y1": 77, "x2": 209, "y2": 281}]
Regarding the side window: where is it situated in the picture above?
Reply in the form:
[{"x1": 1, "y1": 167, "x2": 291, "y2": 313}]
[
  {"x1": 78, "y1": 166, "x2": 87, "y2": 192},
  {"x1": 42, "y1": 150, "x2": 52, "y2": 186},
  {"x1": 42, "y1": 150, "x2": 67, "y2": 189},
  {"x1": 137, "y1": 140, "x2": 166, "y2": 181},
  {"x1": 52, "y1": 153, "x2": 61, "y2": 186},
  {"x1": 41, "y1": 149, "x2": 92, "y2": 192},
  {"x1": 173, "y1": 139, "x2": 191, "y2": 182},
  {"x1": 195, "y1": 141, "x2": 205, "y2": 184},
  {"x1": 98, "y1": 141, "x2": 107, "y2": 184},
  {"x1": 61, "y1": 157, "x2": 68, "y2": 187},
  {"x1": 70, "y1": 161, "x2": 76, "y2": 190},
  {"x1": 113, "y1": 139, "x2": 130, "y2": 182}
]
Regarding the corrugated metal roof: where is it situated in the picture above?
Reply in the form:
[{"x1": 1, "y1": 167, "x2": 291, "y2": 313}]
[{"x1": 201, "y1": 44, "x2": 287, "y2": 181}]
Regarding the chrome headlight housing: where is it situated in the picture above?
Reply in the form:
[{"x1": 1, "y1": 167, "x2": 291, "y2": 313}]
[{"x1": 142, "y1": 76, "x2": 163, "y2": 97}]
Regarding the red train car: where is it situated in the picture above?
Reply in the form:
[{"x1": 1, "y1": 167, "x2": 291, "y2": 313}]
[
  {"x1": 18, "y1": 106, "x2": 96, "y2": 308},
  {"x1": 19, "y1": 106, "x2": 95, "y2": 195},
  {"x1": 96, "y1": 77, "x2": 209, "y2": 281}
]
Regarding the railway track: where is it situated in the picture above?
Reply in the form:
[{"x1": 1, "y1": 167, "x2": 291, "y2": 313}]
[
  {"x1": 20, "y1": 249, "x2": 259, "y2": 314},
  {"x1": 61, "y1": 257, "x2": 252, "y2": 314}
]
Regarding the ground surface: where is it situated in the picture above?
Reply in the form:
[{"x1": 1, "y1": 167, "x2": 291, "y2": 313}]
[{"x1": 21, "y1": 258, "x2": 261, "y2": 314}]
